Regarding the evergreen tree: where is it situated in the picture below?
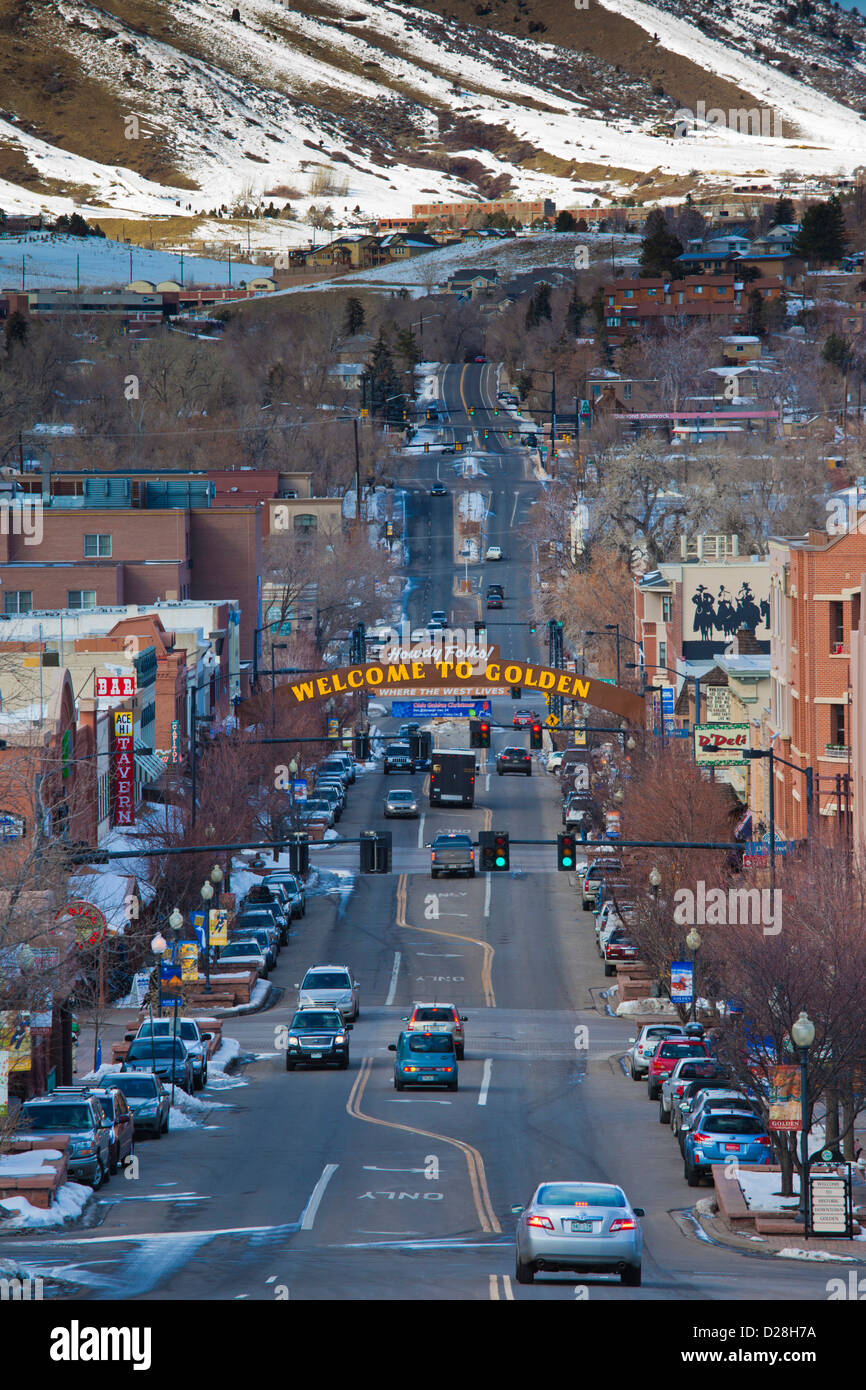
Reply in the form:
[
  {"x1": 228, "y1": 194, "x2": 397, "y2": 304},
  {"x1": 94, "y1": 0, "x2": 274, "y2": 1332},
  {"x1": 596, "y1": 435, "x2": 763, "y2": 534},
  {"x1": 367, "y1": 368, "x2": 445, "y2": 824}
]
[
  {"x1": 793, "y1": 196, "x2": 848, "y2": 265},
  {"x1": 395, "y1": 326, "x2": 420, "y2": 372},
  {"x1": 565, "y1": 290, "x2": 586, "y2": 335},
  {"x1": 638, "y1": 209, "x2": 683, "y2": 278},
  {"x1": 364, "y1": 333, "x2": 401, "y2": 419},
  {"x1": 3, "y1": 311, "x2": 28, "y2": 351},
  {"x1": 525, "y1": 281, "x2": 552, "y2": 329},
  {"x1": 822, "y1": 331, "x2": 854, "y2": 374},
  {"x1": 343, "y1": 296, "x2": 365, "y2": 336},
  {"x1": 745, "y1": 288, "x2": 765, "y2": 336},
  {"x1": 770, "y1": 195, "x2": 796, "y2": 225},
  {"x1": 555, "y1": 210, "x2": 577, "y2": 232}
]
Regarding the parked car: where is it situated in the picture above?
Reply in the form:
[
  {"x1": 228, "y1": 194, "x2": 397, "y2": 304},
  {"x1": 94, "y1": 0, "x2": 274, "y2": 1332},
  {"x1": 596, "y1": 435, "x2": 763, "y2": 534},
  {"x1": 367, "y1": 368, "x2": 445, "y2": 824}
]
[
  {"x1": 245, "y1": 881, "x2": 296, "y2": 926},
  {"x1": 384, "y1": 788, "x2": 419, "y2": 818},
  {"x1": 485, "y1": 544, "x2": 503, "y2": 560},
  {"x1": 229, "y1": 924, "x2": 278, "y2": 972},
  {"x1": 297, "y1": 797, "x2": 335, "y2": 828},
  {"x1": 672, "y1": 1076, "x2": 746, "y2": 1142},
  {"x1": 402, "y1": 1002, "x2": 468, "y2": 1059},
  {"x1": 497, "y1": 746, "x2": 532, "y2": 776},
  {"x1": 215, "y1": 941, "x2": 269, "y2": 978},
  {"x1": 285, "y1": 1009, "x2": 352, "y2": 1071},
  {"x1": 134, "y1": 1018, "x2": 213, "y2": 1090},
  {"x1": 683, "y1": 1111, "x2": 773, "y2": 1185},
  {"x1": 546, "y1": 751, "x2": 563, "y2": 773},
  {"x1": 659, "y1": 1057, "x2": 728, "y2": 1125},
  {"x1": 603, "y1": 927, "x2": 639, "y2": 976},
  {"x1": 513, "y1": 1182, "x2": 644, "y2": 1287},
  {"x1": 16, "y1": 1091, "x2": 113, "y2": 1188},
  {"x1": 678, "y1": 1090, "x2": 759, "y2": 1152},
  {"x1": 581, "y1": 857, "x2": 622, "y2": 911},
  {"x1": 237, "y1": 900, "x2": 286, "y2": 942},
  {"x1": 646, "y1": 1038, "x2": 713, "y2": 1101},
  {"x1": 312, "y1": 783, "x2": 343, "y2": 821},
  {"x1": 298, "y1": 964, "x2": 360, "y2": 1021},
  {"x1": 626, "y1": 1024, "x2": 688, "y2": 1081},
  {"x1": 103, "y1": 1071, "x2": 171, "y2": 1138},
  {"x1": 122, "y1": 1037, "x2": 196, "y2": 1094},
  {"x1": 315, "y1": 776, "x2": 347, "y2": 812},
  {"x1": 388, "y1": 1030, "x2": 459, "y2": 1090},
  {"x1": 316, "y1": 757, "x2": 350, "y2": 788},
  {"x1": 326, "y1": 751, "x2": 356, "y2": 784},
  {"x1": 264, "y1": 870, "x2": 306, "y2": 915},
  {"x1": 84, "y1": 1084, "x2": 136, "y2": 1172}
]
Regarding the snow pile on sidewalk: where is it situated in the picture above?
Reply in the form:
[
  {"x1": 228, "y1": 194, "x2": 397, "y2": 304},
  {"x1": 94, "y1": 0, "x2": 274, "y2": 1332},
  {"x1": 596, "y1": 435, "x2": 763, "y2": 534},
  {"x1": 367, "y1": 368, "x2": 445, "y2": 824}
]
[
  {"x1": 738, "y1": 1168, "x2": 801, "y2": 1213},
  {"x1": 615, "y1": 997, "x2": 677, "y2": 1016},
  {"x1": 0, "y1": 1180, "x2": 91, "y2": 1230}
]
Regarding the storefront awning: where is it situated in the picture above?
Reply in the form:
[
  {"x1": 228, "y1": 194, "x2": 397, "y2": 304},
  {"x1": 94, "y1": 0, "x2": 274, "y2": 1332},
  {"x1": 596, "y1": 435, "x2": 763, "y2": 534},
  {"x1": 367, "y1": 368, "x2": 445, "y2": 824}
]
[{"x1": 134, "y1": 747, "x2": 166, "y2": 784}]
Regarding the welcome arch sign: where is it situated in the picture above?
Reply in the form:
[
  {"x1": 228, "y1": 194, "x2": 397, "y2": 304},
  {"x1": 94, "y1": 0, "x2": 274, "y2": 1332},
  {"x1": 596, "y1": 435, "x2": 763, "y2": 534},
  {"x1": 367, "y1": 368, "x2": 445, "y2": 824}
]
[{"x1": 241, "y1": 657, "x2": 645, "y2": 725}]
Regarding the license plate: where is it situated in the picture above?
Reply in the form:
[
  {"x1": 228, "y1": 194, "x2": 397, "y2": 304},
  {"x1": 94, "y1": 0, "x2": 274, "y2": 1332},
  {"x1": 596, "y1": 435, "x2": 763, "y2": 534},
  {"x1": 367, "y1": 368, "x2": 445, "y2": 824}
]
[
  {"x1": 571, "y1": 1220, "x2": 593, "y2": 1233},
  {"x1": 724, "y1": 1143, "x2": 739, "y2": 1151},
  {"x1": 310, "y1": 1052, "x2": 322, "y2": 1059},
  {"x1": 420, "y1": 1074, "x2": 436, "y2": 1081}
]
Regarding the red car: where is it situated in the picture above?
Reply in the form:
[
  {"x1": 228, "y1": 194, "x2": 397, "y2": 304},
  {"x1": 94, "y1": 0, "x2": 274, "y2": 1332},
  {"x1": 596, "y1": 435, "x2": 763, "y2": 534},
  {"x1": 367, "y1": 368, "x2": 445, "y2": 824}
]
[
  {"x1": 512, "y1": 709, "x2": 538, "y2": 728},
  {"x1": 646, "y1": 1038, "x2": 712, "y2": 1100}
]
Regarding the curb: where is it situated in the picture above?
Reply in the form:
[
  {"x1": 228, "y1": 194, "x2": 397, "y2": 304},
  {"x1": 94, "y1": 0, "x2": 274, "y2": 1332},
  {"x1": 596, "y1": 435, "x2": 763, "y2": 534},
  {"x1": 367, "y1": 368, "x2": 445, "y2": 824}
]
[
  {"x1": 691, "y1": 1204, "x2": 866, "y2": 1264},
  {"x1": 209, "y1": 981, "x2": 284, "y2": 1018}
]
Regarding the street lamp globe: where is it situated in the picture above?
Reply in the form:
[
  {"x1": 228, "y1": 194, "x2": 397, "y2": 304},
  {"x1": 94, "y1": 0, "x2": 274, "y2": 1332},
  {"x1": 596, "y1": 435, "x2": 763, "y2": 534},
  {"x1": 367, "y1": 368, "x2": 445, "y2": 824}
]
[
  {"x1": 289, "y1": 759, "x2": 298, "y2": 777},
  {"x1": 210, "y1": 864, "x2": 224, "y2": 886},
  {"x1": 792, "y1": 1010, "x2": 815, "y2": 1049},
  {"x1": 614, "y1": 787, "x2": 624, "y2": 803},
  {"x1": 200, "y1": 880, "x2": 214, "y2": 903},
  {"x1": 151, "y1": 931, "x2": 167, "y2": 955},
  {"x1": 686, "y1": 927, "x2": 702, "y2": 952},
  {"x1": 649, "y1": 867, "x2": 662, "y2": 889},
  {"x1": 168, "y1": 907, "x2": 184, "y2": 934},
  {"x1": 626, "y1": 736, "x2": 636, "y2": 751}
]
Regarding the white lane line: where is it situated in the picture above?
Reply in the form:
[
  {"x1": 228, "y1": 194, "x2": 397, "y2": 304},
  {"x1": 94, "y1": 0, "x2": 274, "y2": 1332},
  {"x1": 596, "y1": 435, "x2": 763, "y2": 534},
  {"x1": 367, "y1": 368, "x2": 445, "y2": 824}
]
[
  {"x1": 510, "y1": 490, "x2": 520, "y2": 526},
  {"x1": 417, "y1": 812, "x2": 426, "y2": 849},
  {"x1": 385, "y1": 951, "x2": 402, "y2": 1006},
  {"x1": 489, "y1": 1273, "x2": 499, "y2": 1300},
  {"x1": 387, "y1": 1099, "x2": 453, "y2": 1104},
  {"x1": 484, "y1": 874, "x2": 492, "y2": 919},
  {"x1": 300, "y1": 1164, "x2": 339, "y2": 1231},
  {"x1": 485, "y1": 773, "x2": 490, "y2": 793},
  {"x1": 478, "y1": 1058, "x2": 492, "y2": 1107},
  {"x1": 502, "y1": 1274, "x2": 514, "y2": 1300}
]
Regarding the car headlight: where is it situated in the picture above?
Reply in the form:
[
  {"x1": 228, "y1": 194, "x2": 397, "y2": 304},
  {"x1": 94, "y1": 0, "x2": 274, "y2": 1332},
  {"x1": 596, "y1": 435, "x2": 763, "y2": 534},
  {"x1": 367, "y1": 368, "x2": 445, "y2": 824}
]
[
  {"x1": 72, "y1": 1143, "x2": 96, "y2": 1157},
  {"x1": 335, "y1": 1035, "x2": 346, "y2": 1044},
  {"x1": 288, "y1": 1036, "x2": 299, "y2": 1046}
]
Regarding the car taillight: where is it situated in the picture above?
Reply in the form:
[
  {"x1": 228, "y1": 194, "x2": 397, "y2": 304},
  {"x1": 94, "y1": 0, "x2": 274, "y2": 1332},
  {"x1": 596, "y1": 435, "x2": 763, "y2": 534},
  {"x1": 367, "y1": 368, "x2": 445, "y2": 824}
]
[
  {"x1": 439, "y1": 1066, "x2": 453, "y2": 1072},
  {"x1": 675, "y1": 1085, "x2": 684, "y2": 1096},
  {"x1": 609, "y1": 1218, "x2": 636, "y2": 1232},
  {"x1": 691, "y1": 1133, "x2": 709, "y2": 1143},
  {"x1": 755, "y1": 1136, "x2": 771, "y2": 1146},
  {"x1": 469, "y1": 850, "x2": 474, "y2": 859},
  {"x1": 525, "y1": 1215, "x2": 554, "y2": 1230}
]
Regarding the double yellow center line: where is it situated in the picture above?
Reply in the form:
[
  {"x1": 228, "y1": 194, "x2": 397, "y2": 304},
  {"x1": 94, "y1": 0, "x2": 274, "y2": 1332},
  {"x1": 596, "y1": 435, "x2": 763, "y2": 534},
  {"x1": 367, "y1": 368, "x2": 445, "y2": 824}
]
[{"x1": 396, "y1": 873, "x2": 495, "y2": 1008}]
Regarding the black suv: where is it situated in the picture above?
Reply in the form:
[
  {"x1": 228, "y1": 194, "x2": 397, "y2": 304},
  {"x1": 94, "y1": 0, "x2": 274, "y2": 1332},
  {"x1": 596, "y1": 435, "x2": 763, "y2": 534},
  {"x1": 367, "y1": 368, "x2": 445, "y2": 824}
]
[
  {"x1": 384, "y1": 742, "x2": 414, "y2": 774},
  {"x1": 497, "y1": 746, "x2": 532, "y2": 776},
  {"x1": 17, "y1": 1090, "x2": 113, "y2": 1187},
  {"x1": 285, "y1": 1009, "x2": 353, "y2": 1070}
]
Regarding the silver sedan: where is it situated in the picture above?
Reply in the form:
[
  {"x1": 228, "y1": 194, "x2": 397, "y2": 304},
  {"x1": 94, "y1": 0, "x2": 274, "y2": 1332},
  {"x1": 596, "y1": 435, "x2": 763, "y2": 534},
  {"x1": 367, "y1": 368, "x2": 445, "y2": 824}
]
[
  {"x1": 384, "y1": 788, "x2": 419, "y2": 818},
  {"x1": 513, "y1": 1181, "x2": 644, "y2": 1286}
]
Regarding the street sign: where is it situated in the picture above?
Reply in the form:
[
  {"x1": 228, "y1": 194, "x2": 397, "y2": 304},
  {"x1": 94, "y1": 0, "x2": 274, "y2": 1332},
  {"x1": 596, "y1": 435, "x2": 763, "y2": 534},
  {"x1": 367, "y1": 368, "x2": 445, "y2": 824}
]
[
  {"x1": 545, "y1": 714, "x2": 559, "y2": 727},
  {"x1": 809, "y1": 1173, "x2": 852, "y2": 1237},
  {"x1": 745, "y1": 838, "x2": 795, "y2": 857}
]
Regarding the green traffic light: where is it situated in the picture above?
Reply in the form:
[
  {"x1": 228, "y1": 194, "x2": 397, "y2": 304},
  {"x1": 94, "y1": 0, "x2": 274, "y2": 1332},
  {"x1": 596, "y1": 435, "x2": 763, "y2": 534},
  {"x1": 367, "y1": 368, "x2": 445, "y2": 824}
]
[
  {"x1": 562, "y1": 856, "x2": 573, "y2": 868},
  {"x1": 495, "y1": 855, "x2": 506, "y2": 867}
]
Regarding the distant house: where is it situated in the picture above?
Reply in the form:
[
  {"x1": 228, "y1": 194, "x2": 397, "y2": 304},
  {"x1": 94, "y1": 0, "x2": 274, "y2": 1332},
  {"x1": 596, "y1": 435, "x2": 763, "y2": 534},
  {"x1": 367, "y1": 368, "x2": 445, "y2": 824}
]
[
  {"x1": 447, "y1": 268, "x2": 498, "y2": 299},
  {"x1": 720, "y1": 335, "x2": 762, "y2": 364},
  {"x1": 378, "y1": 232, "x2": 439, "y2": 260}
]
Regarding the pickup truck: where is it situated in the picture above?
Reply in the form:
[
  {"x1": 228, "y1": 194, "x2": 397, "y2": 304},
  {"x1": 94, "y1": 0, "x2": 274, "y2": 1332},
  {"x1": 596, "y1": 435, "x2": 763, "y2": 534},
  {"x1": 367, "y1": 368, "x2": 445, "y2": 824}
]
[{"x1": 430, "y1": 832, "x2": 475, "y2": 879}]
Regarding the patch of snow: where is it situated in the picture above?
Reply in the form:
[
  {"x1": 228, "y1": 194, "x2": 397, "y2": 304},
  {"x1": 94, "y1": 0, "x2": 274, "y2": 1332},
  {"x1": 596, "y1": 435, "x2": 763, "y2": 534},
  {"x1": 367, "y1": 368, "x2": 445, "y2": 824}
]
[{"x1": 0, "y1": 1181, "x2": 91, "y2": 1230}]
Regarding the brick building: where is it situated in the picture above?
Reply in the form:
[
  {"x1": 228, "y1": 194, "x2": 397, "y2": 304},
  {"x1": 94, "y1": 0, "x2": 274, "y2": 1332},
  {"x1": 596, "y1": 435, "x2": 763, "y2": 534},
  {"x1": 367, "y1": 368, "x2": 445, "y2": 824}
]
[
  {"x1": 764, "y1": 526, "x2": 865, "y2": 839},
  {"x1": 601, "y1": 274, "x2": 785, "y2": 345},
  {"x1": 411, "y1": 198, "x2": 555, "y2": 226}
]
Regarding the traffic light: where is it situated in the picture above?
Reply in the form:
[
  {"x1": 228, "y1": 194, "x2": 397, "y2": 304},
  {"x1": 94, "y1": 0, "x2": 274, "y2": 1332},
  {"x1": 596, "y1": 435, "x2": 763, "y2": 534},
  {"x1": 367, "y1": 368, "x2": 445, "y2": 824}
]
[
  {"x1": 483, "y1": 429, "x2": 489, "y2": 439},
  {"x1": 354, "y1": 731, "x2": 370, "y2": 761},
  {"x1": 474, "y1": 620, "x2": 486, "y2": 642},
  {"x1": 529, "y1": 721, "x2": 543, "y2": 750},
  {"x1": 469, "y1": 406, "x2": 475, "y2": 417},
  {"x1": 469, "y1": 719, "x2": 490, "y2": 749},
  {"x1": 528, "y1": 622, "x2": 536, "y2": 635},
  {"x1": 360, "y1": 830, "x2": 392, "y2": 874},
  {"x1": 288, "y1": 831, "x2": 310, "y2": 878},
  {"x1": 557, "y1": 832, "x2": 576, "y2": 871},
  {"x1": 424, "y1": 442, "x2": 429, "y2": 452},
  {"x1": 479, "y1": 830, "x2": 509, "y2": 871},
  {"x1": 455, "y1": 441, "x2": 463, "y2": 451},
  {"x1": 510, "y1": 685, "x2": 521, "y2": 700},
  {"x1": 507, "y1": 429, "x2": 513, "y2": 439}
]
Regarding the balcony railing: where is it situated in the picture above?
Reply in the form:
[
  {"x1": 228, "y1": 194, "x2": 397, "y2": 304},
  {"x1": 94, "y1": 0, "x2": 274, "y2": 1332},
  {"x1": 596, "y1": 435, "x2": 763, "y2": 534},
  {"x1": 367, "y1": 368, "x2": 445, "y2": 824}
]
[{"x1": 824, "y1": 743, "x2": 850, "y2": 759}]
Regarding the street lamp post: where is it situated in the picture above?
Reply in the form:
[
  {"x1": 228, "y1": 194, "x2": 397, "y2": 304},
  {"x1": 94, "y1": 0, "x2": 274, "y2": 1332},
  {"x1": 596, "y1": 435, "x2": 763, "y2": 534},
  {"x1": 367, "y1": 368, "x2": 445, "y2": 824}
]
[
  {"x1": 791, "y1": 1010, "x2": 815, "y2": 1225},
  {"x1": 686, "y1": 926, "x2": 702, "y2": 1023},
  {"x1": 200, "y1": 880, "x2": 214, "y2": 994},
  {"x1": 167, "y1": 907, "x2": 183, "y2": 1108},
  {"x1": 649, "y1": 865, "x2": 661, "y2": 900}
]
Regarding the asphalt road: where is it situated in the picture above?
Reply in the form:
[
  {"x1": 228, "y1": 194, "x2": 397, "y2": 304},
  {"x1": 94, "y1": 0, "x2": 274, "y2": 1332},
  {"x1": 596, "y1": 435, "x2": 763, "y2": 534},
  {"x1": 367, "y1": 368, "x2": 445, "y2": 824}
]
[{"x1": 5, "y1": 365, "x2": 848, "y2": 1307}]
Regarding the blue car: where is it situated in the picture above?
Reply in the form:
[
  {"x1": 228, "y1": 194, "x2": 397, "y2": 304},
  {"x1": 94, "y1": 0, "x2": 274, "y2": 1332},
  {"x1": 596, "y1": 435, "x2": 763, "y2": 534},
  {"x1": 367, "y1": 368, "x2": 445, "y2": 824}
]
[
  {"x1": 388, "y1": 1030, "x2": 458, "y2": 1090},
  {"x1": 683, "y1": 1109, "x2": 773, "y2": 1185}
]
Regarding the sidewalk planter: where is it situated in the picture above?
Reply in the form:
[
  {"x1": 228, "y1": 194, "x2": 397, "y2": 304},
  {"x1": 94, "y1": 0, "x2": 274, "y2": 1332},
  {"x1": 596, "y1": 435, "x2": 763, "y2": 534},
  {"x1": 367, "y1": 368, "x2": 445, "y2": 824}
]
[{"x1": 0, "y1": 1140, "x2": 69, "y2": 1210}]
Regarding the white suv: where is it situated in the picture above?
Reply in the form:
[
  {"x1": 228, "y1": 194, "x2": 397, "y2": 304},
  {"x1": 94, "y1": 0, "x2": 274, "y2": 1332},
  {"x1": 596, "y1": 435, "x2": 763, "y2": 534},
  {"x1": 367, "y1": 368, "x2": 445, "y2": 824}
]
[
  {"x1": 298, "y1": 964, "x2": 360, "y2": 1021},
  {"x1": 626, "y1": 1024, "x2": 688, "y2": 1081}
]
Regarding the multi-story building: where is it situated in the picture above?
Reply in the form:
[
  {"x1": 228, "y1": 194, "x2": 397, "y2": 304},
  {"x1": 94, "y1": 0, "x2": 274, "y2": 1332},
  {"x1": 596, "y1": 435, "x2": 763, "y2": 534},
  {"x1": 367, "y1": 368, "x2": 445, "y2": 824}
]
[
  {"x1": 765, "y1": 524, "x2": 865, "y2": 840},
  {"x1": 411, "y1": 198, "x2": 554, "y2": 226},
  {"x1": 600, "y1": 274, "x2": 785, "y2": 346}
]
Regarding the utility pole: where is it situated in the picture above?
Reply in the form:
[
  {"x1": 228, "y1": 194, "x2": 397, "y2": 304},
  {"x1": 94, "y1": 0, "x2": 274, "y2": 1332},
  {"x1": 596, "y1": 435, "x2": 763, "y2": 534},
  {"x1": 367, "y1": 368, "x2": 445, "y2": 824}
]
[{"x1": 353, "y1": 417, "x2": 362, "y2": 523}]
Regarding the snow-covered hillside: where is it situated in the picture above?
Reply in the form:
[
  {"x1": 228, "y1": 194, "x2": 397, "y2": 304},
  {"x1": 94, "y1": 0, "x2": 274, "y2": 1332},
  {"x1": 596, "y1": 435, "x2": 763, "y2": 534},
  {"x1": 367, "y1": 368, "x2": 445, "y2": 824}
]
[{"x1": 0, "y1": 0, "x2": 862, "y2": 234}]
